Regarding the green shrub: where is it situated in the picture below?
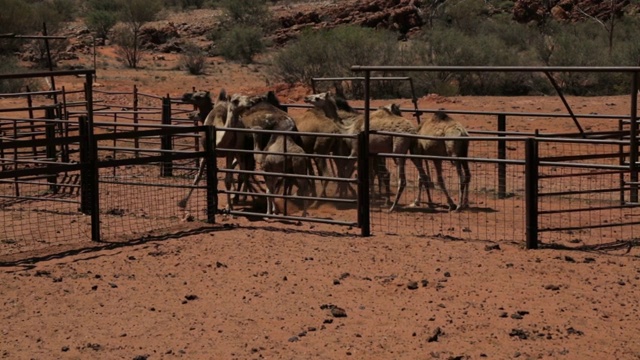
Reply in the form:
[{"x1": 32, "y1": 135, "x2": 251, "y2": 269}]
[
  {"x1": 217, "y1": 0, "x2": 272, "y2": 29},
  {"x1": 217, "y1": 25, "x2": 265, "y2": 64},
  {"x1": 270, "y1": 25, "x2": 400, "y2": 95},
  {"x1": 0, "y1": 56, "x2": 39, "y2": 93},
  {"x1": 180, "y1": 42, "x2": 207, "y2": 74}
]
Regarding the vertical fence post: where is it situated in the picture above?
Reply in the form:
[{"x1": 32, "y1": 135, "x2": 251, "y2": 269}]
[
  {"x1": 44, "y1": 107, "x2": 58, "y2": 193},
  {"x1": 525, "y1": 137, "x2": 539, "y2": 249},
  {"x1": 79, "y1": 116, "x2": 92, "y2": 215},
  {"x1": 629, "y1": 71, "x2": 638, "y2": 203},
  {"x1": 12, "y1": 120, "x2": 19, "y2": 197},
  {"x1": 26, "y1": 86, "x2": 38, "y2": 157},
  {"x1": 85, "y1": 75, "x2": 101, "y2": 242},
  {"x1": 497, "y1": 114, "x2": 507, "y2": 198},
  {"x1": 357, "y1": 131, "x2": 370, "y2": 236},
  {"x1": 205, "y1": 126, "x2": 217, "y2": 223},
  {"x1": 161, "y1": 96, "x2": 173, "y2": 177},
  {"x1": 619, "y1": 119, "x2": 626, "y2": 205},
  {"x1": 133, "y1": 85, "x2": 140, "y2": 157}
]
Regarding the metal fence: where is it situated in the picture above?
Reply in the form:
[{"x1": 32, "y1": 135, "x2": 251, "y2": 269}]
[{"x1": 2, "y1": 67, "x2": 640, "y2": 262}]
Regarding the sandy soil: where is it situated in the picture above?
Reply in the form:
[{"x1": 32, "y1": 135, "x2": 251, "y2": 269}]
[{"x1": 2, "y1": 7, "x2": 640, "y2": 359}]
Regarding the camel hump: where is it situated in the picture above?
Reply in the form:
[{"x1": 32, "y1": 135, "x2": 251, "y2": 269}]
[{"x1": 433, "y1": 110, "x2": 451, "y2": 121}]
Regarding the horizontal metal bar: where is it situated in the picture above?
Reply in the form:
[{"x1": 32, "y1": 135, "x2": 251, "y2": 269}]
[
  {"x1": 539, "y1": 203, "x2": 640, "y2": 215},
  {"x1": 225, "y1": 126, "x2": 358, "y2": 139},
  {"x1": 539, "y1": 219, "x2": 640, "y2": 233},
  {"x1": 217, "y1": 146, "x2": 355, "y2": 161},
  {"x1": 312, "y1": 76, "x2": 412, "y2": 81},
  {"x1": 541, "y1": 152, "x2": 628, "y2": 163},
  {"x1": 0, "y1": 69, "x2": 95, "y2": 80},
  {"x1": 539, "y1": 169, "x2": 625, "y2": 179},
  {"x1": 0, "y1": 194, "x2": 80, "y2": 205},
  {"x1": 220, "y1": 189, "x2": 358, "y2": 204},
  {"x1": 225, "y1": 209, "x2": 357, "y2": 227},
  {"x1": 538, "y1": 187, "x2": 628, "y2": 197},
  {"x1": 538, "y1": 160, "x2": 628, "y2": 171},
  {"x1": 0, "y1": 34, "x2": 67, "y2": 40},
  {"x1": 351, "y1": 65, "x2": 640, "y2": 73},
  {"x1": 375, "y1": 151, "x2": 526, "y2": 165},
  {"x1": 0, "y1": 163, "x2": 82, "y2": 179},
  {"x1": 99, "y1": 179, "x2": 193, "y2": 188},
  {"x1": 220, "y1": 168, "x2": 358, "y2": 183},
  {"x1": 96, "y1": 152, "x2": 202, "y2": 169},
  {"x1": 0, "y1": 178, "x2": 80, "y2": 188}
]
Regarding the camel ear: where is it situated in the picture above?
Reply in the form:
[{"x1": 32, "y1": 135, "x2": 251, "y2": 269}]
[{"x1": 218, "y1": 89, "x2": 227, "y2": 101}]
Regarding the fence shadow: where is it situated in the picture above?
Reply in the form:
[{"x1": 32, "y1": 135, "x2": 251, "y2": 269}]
[{"x1": 0, "y1": 225, "x2": 231, "y2": 268}]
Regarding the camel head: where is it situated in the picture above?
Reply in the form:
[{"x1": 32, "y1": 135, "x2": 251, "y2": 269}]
[
  {"x1": 304, "y1": 91, "x2": 333, "y2": 107},
  {"x1": 181, "y1": 90, "x2": 211, "y2": 108},
  {"x1": 380, "y1": 103, "x2": 402, "y2": 117},
  {"x1": 432, "y1": 110, "x2": 452, "y2": 122}
]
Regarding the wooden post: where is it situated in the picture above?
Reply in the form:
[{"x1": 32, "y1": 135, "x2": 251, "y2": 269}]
[{"x1": 26, "y1": 86, "x2": 38, "y2": 157}]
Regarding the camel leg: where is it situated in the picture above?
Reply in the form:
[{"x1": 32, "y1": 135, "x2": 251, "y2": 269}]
[
  {"x1": 454, "y1": 160, "x2": 472, "y2": 211},
  {"x1": 177, "y1": 157, "x2": 205, "y2": 209},
  {"x1": 433, "y1": 160, "x2": 456, "y2": 211},
  {"x1": 224, "y1": 156, "x2": 235, "y2": 211},
  {"x1": 410, "y1": 157, "x2": 433, "y2": 208},
  {"x1": 389, "y1": 158, "x2": 406, "y2": 212},
  {"x1": 315, "y1": 157, "x2": 330, "y2": 198}
]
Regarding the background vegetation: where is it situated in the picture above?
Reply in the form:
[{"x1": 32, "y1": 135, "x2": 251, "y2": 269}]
[{"x1": 2, "y1": 0, "x2": 640, "y2": 96}]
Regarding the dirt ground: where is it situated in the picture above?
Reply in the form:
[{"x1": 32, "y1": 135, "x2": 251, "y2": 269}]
[{"x1": 2, "y1": 9, "x2": 640, "y2": 359}]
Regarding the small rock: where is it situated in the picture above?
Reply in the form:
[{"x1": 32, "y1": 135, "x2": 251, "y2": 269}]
[
  {"x1": 509, "y1": 329, "x2": 528, "y2": 340},
  {"x1": 511, "y1": 313, "x2": 523, "y2": 320},
  {"x1": 567, "y1": 327, "x2": 584, "y2": 336},
  {"x1": 91, "y1": 285, "x2": 98, "y2": 291},
  {"x1": 544, "y1": 284, "x2": 560, "y2": 291},
  {"x1": 108, "y1": 282, "x2": 118, "y2": 288},
  {"x1": 185, "y1": 294, "x2": 198, "y2": 301},
  {"x1": 61, "y1": 346, "x2": 69, "y2": 352},
  {"x1": 331, "y1": 307, "x2": 347, "y2": 318},
  {"x1": 288, "y1": 336, "x2": 299, "y2": 342},
  {"x1": 583, "y1": 257, "x2": 596, "y2": 263},
  {"x1": 52, "y1": 277, "x2": 63, "y2": 283},
  {"x1": 333, "y1": 279, "x2": 341, "y2": 285},
  {"x1": 564, "y1": 256, "x2": 576, "y2": 263},
  {"x1": 216, "y1": 261, "x2": 227, "y2": 268},
  {"x1": 421, "y1": 279, "x2": 429, "y2": 287},
  {"x1": 427, "y1": 327, "x2": 442, "y2": 342},
  {"x1": 443, "y1": 272, "x2": 451, "y2": 277},
  {"x1": 407, "y1": 281, "x2": 419, "y2": 290},
  {"x1": 323, "y1": 319, "x2": 333, "y2": 324},
  {"x1": 133, "y1": 355, "x2": 149, "y2": 360},
  {"x1": 499, "y1": 312, "x2": 508, "y2": 318},
  {"x1": 485, "y1": 244, "x2": 501, "y2": 251}
]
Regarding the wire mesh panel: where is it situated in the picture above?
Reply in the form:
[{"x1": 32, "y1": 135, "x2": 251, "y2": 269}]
[
  {"x1": 536, "y1": 138, "x2": 639, "y2": 248},
  {"x1": 98, "y1": 164, "x2": 209, "y2": 242},
  {"x1": 0, "y1": 115, "x2": 90, "y2": 258},
  {"x1": 370, "y1": 137, "x2": 527, "y2": 243}
]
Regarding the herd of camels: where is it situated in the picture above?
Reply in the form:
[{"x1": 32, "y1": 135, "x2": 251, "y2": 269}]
[{"x1": 178, "y1": 86, "x2": 471, "y2": 217}]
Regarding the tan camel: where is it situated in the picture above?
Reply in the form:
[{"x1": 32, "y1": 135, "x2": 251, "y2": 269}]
[
  {"x1": 228, "y1": 93, "x2": 310, "y2": 216},
  {"x1": 181, "y1": 90, "x2": 212, "y2": 124},
  {"x1": 411, "y1": 111, "x2": 471, "y2": 211},
  {"x1": 305, "y1": 92, "x2": 405, "y2": 202},
  {"x1": 178, "y1": 89, "x2": 256, "y2": 211},
  {"x1": 306, "y1": 92, "x2": 420, "y2": 212}
]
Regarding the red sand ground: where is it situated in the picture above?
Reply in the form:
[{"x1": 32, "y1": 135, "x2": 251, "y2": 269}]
[{"x1": 2, "y1": 12, "x2": 640, "y2": 359}]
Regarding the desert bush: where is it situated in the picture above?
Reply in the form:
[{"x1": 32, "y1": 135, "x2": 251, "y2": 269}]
[
  {"x1": 217, "y1": 0, "x2": 273, "y2": 29},
  {"x1": 84, "y1": 0, "x2": 121, "y2": 39},
  {"x1": 52, "y1": 0, "x2": 78, "y2": 21},
  {"x1": 180, "y1": 42, "x2": 207, "y2": 74},
  {"x1": 0, "y1": 56, "x2": 39, "y2": 93},
  {"x1": 112, "y1": 24, "x2": 142, "y2": 68},
  {"x1": 216, "y1": 25, "x2": 265, "y2": 64},
  {"x1": 270, "y1": 26, "x2": 400, "y2": 93}
]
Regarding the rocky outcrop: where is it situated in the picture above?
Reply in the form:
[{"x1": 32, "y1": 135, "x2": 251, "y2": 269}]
[
  {"x1": 513, "y1": 0, "x2": 630, "y2": 23},
  {"x1": 269, "y1": 0, "x2": 424, "y2": 45}
]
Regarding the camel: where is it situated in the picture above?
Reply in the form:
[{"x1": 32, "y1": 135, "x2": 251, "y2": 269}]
[
  {"x1": 305, "y1": 91, "x2": 421, "y2": 212},
  {"x1": 181, "y1": 90, "x2": 212, "y2": 124},
  {"x1": 293, "y1": 93, "x2": 351, "y2": 197},
  {"x1": 228, "y1": 93, "x2": 310, "y2": 216},
  {"x1": 411, "y1": 111, "x2": 471, "y2": 211},
  {"x1": 177, "y1": 89, "x2": 256, "y2": 211},
  {"x1": 304, "y1": 91, "x2": 401, "y2": 202}
]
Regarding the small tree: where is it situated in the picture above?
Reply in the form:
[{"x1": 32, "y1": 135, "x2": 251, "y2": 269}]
[
  {"x1": 217, "y1": 25, "x2": 265, "y2": 64},
  {"x1": 84, "y1": 0, "x2": 121, "y2": 39},
  {"x1": 180, "y1": 42, "x2": 207, "y2": 74},
  {"x1": 114, "y1": 0, "x2": 163, "y2": 68}
]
